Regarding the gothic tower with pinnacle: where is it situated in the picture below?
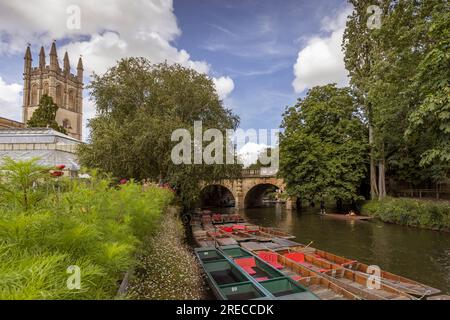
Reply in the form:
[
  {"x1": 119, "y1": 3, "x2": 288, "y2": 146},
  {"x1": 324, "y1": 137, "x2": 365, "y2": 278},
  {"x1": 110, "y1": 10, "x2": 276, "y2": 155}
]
[{"x1": 23, "y1": 42, "x2": 83, "y2": 140}]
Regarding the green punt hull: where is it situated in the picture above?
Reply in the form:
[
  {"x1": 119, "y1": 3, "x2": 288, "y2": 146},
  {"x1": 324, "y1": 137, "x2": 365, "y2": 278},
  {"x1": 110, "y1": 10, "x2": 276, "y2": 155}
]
[
  {"x1": 218, "y1": 245, "x2": 319, "y2": 300},
  {"x1": 195, "y1": 248, "x2": 271, "y2": 300}
]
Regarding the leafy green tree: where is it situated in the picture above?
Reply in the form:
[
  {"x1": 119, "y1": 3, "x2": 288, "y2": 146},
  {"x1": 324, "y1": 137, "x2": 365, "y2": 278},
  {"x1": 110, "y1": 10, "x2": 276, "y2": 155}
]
[
  {"x1": 26, "y1": 94, "x2": 67, "y2": 134},
  {"x1": 78, "y1": 58, "x2": 241, "y2": 207},
  {"x1": 406, "y1": 3, "x2": 450, "y2": 172},
  {"x1": 279, "y1": 84, "x2": 368, "y2": 204},
  {"x1": 344, "y1": 0, "x2": 449, "y2": 193}
]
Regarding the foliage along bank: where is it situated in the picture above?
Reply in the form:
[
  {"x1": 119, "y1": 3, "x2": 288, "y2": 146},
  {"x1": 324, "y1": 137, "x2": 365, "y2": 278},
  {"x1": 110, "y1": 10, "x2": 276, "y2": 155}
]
[
  {"x1": 362, "y1": 198, "x2": 450, "y2": 232},
  {"x1": 0, "y1": 158, "x2": 174, "y2": 299}
]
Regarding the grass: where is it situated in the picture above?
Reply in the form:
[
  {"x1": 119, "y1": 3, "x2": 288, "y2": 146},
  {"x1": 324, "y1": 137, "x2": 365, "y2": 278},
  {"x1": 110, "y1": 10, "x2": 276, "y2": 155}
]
[{"x1": 362, "y1": 197, "x2": 450, "y2": 231}]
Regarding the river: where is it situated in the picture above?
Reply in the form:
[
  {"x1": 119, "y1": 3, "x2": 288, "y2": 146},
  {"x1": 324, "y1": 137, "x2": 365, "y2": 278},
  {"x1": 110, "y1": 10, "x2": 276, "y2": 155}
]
[{"x1": 213, "y1": 204, "x2": 450, "y2": 295}]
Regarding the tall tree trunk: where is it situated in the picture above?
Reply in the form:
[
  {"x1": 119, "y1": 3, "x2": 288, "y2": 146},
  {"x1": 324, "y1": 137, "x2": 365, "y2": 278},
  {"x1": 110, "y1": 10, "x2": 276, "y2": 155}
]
[
  {"x1": 378, "y1": 145, "x2": 387, "y2": 200},
  {"x1": 369, "y1": 124, "x2": 379, "y2": 200}
]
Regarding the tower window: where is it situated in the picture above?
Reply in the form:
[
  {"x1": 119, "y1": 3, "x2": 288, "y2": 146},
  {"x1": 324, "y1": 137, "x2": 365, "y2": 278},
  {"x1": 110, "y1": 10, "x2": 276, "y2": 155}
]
[
  {"x1": 68, "y1": 89, "x2": 75, "y2": 111},
  {"x1": 56, "y1": 84, "x2": 62, "y2": 107},
  {"x1": 31, "y1": 84, "x2": 38, "y2": 106}
]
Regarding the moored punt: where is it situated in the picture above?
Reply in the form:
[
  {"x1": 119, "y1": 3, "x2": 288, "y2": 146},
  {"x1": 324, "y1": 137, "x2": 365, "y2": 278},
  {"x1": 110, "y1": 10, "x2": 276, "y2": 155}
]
[
  {"x1": 217, "y1": 226, "x2": 257, "y2": 242},
  {"x1": 288, "y1": 245, "x2": 441, "y2": 297},
  {"x1": 219, "y1": 246, "x2": 319, "y2": 300},
  {"x1": 195, "y1": 247, "x2": 270, "y2": 300},
  {"x1": 192, "y1": 223, "x2": 238, "y2": 247},
  {"x1": 274, "y1": 248, "x2": 344, "y2": 275},
  {"x1": 240, "y1": 241, "x2": 287, "y2": 252},
  {"x1": 236, "y1": 229, "x2": 274, "y2": 242},
  {"x1": 274, "y1": 247, "x2": 415, "y2": 300},
  {"x1": 259, "y1": 226, "x2": 296, "y2": 240},
  {"x1": 252, "y1": 249, "x2": 361, "y2": 300},
  {"x1": 322, "y1": 268, "x2": 416, "y2": 300}
]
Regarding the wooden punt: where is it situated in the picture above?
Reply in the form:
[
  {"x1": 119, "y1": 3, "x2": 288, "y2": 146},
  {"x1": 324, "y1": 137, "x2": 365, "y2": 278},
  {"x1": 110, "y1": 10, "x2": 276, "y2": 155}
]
[
  {"x1": 288, "y1": 244, "x2": 440, "y2": 297},
  {"x1": 259, "y1": 227, "x2": 296, "y2": 240},
  {"x1": 219, "y1": 246, "x2": 319, "y2": 300},
  {"x1": 192, "y1": 223, "x2": 238, "y2": 247},
  {"x1": 322, "y1": 213, "x2": 373, "y2": 221},
  {"x1": 217, "y1": 227, "x2": 257, "y2": 242},
  {"x1": 276, "y1": 247, "x2": 416, "y2": 300},
  {"x1": 237, "y1": 229, "x2": 274, "y2": 242},
  {"x1": 251, "y1": 249, "x2": 361, "y2": 300},
  {"x1": 240, "y1": 241, "x2": 287, "y2": 252},
  {"x1": 195, "y1": 247, "x2": 270, "y2": 300}
]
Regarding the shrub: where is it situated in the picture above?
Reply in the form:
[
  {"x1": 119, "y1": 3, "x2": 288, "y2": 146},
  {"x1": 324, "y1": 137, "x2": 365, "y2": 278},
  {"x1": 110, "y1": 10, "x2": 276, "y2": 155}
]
[
  {"x1": 0, "y1": 159, "x2": 174, "y2": 299},
  {"x1": 362, "y1": 197, "x2": 450, "y2": 231}
]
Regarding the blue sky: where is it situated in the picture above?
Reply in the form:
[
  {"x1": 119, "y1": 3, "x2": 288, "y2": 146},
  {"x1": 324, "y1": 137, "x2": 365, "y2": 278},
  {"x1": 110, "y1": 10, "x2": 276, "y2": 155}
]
[
  {"x1": 0, "y1": 0, "x2": 351, "y2": 150},
  {"x1": 174, "y1": 0, "x2": 349, "y2": 130}
]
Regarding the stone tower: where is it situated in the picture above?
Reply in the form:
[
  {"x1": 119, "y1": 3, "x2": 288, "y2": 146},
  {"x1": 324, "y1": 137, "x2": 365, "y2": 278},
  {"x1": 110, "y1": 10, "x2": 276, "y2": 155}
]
[{"x1": 23, "y1": 42, "x2": 83, "y2": 140}]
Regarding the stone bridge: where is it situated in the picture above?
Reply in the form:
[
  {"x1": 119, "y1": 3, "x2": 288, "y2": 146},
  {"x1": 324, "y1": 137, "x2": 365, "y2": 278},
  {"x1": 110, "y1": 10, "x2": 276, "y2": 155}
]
[{"x1": 200, "y1": 168, "x2": 296, "y2": 210}]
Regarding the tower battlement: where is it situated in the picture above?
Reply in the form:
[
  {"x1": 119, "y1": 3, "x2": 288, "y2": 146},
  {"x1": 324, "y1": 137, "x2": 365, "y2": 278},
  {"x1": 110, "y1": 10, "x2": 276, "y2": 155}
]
[{"x1": 23, "y1": 42, "x2": 83, "y2": 141}]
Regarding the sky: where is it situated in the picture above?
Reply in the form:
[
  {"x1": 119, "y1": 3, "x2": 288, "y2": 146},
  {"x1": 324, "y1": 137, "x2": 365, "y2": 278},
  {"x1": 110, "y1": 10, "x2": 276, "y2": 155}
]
[{"x1": 0, "y1": 0, "x2": 351, "y2": 164}]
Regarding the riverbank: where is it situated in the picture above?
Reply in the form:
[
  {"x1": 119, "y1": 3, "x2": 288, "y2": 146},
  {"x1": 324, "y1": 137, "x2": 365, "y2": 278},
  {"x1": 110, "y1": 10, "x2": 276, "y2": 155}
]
[
  {"x1": 362, "y1": 198, "x2": 450, "y2": 232},
  {"x1": 127, "y1": 206, "x2": 206, "y2": 299}
]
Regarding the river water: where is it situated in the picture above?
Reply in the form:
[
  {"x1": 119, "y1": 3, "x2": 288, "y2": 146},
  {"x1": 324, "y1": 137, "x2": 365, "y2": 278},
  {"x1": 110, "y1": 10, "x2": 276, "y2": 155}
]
[{"x1": 214, "y1": 204, "x2": 450, "y2": 295}]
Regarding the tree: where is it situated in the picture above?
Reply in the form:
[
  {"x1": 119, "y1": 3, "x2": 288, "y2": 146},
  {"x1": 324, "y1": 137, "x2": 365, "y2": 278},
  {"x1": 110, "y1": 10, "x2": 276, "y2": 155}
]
[
  {"x1": 78, "y1": 58, "x2": 241, "y2": 206},
  {"x1": 406, "y1": 3, "x2": 450, "y2": 175},
  {"x1": 343, "y1": 0, "x2": 388, "y2": 199},
  {"x1": 27, "y1": 94, "x2": 67, "y2": 134},
  {"x1": 344, "y1": 0, "x2": 449, "y2": 195},
  {"x1": 279, "y1": 84, "x2": 368, "y2": 205}
]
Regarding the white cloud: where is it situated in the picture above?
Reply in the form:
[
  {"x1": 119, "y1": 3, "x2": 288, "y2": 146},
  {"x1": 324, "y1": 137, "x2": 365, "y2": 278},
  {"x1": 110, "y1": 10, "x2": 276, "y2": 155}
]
[
  {"x1": 292, "y1": 7, "x2": 351, "y2": 93},
  {"x1": 237, "y1": 142, "x2": 268, "y2": 168},
  {"x1": 0, "y1": 0, "x2": 234, "y2": 139},
  {"x1": 0, "y1": 77, "x2": 22, "y2": 121},
  {"x1": 213, "y1": 76, "x2": 235, "y2": 100}
]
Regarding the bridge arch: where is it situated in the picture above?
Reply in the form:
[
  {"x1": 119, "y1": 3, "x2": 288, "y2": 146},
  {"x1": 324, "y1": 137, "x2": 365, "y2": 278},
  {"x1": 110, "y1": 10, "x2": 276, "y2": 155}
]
[
  {"x1": 244, "y1": 183, "x2": 282, "y2": 208},
  {"x1": 199, "y1": 182, "x2": 236, "y2": 208}
]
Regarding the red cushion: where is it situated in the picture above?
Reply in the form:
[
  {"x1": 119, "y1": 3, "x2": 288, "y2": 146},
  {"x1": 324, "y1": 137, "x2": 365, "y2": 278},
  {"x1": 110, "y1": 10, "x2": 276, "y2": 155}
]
[
  {"x1": 235, "y1": 257, "x2": 256, "y2": 267},
  {"x1": 291, "y1": 275, "x2": 302, "y2": 281},
  {"x1": 242, "y1": 266, "x2": 257, "y2": 275},
  {"x1": 284, "y1": 252, "x2": 305, "y2": 263}
]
